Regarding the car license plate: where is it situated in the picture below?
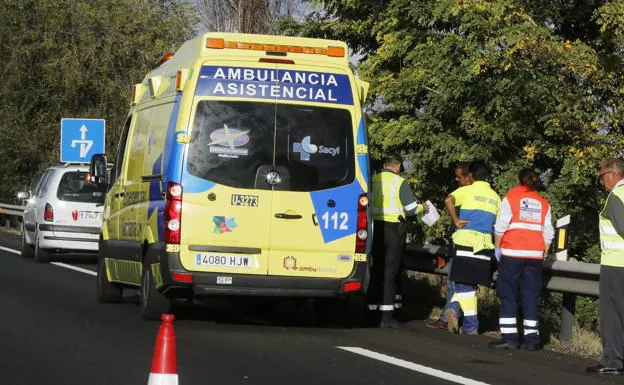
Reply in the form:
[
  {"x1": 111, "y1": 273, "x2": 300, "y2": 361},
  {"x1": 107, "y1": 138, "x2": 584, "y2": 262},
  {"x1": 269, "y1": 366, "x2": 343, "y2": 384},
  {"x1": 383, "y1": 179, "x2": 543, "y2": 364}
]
[
  {"x1": 195, "y1": 254, "x2": 253, "y2": 268},
  {"x1": 79, "y1": 211, "x2": 102, "y2": 220}
]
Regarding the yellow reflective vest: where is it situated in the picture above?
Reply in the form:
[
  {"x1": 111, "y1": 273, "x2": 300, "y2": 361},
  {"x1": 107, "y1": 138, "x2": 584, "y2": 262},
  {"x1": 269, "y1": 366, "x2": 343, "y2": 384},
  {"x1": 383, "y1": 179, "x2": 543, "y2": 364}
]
[
  {"x1": 600, "y1": 183, "x2": 624, "y2": 267},
  {"x1": 372, "y1": 171, "x2": 411, "y2": 223}
]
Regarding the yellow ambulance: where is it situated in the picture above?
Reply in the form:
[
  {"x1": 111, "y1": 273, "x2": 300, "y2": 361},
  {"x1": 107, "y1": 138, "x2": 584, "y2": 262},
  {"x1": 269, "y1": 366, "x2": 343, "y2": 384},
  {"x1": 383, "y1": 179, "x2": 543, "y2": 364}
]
[{"x1": 90, "y1": 32, "x2": 371, "y2": 320}]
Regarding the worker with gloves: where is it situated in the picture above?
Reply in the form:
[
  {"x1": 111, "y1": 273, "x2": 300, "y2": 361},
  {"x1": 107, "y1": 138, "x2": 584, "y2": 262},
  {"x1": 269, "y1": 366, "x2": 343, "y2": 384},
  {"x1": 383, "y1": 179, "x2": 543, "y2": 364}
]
[
  {"x1": 489, "y1": 168, "x2": 554, "y2": 350},
  {"x1": 369, "y1": 154, "x2": 429, "y2": 328}
]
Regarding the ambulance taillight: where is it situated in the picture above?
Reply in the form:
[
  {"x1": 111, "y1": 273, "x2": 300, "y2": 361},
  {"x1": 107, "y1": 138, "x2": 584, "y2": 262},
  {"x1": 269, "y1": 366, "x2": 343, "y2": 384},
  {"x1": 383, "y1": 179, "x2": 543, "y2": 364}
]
[
  {"x1": 355, "y1": 194, "x2": 368, "y2": 253},
  {"x1": 164, "y1": 182, "x2": 182, "y2": 244}
]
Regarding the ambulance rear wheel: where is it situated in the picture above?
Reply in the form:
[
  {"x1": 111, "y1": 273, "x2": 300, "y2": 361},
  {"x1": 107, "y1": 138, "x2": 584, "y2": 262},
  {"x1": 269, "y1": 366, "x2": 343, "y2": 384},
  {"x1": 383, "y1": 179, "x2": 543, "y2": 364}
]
[
  {"x1": 96, "y1": 256, "x2": 122, "y2": 303},
  {"x1": 140, "y1": 263, "x2": 171, "y2": 320},
  {"x1": 21, "y1": 227, "x2": 34, "y2": 258}
]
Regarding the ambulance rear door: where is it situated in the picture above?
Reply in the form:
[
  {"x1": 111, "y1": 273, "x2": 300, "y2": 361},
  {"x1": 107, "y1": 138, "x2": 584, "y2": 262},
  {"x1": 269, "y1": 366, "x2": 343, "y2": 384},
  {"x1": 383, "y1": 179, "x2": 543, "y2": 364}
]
[
  {"x1": 267, "y1": 64, "x2": 362, "y2": 279},
  {"x1": 179, "y1": 63, "x2": 279, "y2": 276}
]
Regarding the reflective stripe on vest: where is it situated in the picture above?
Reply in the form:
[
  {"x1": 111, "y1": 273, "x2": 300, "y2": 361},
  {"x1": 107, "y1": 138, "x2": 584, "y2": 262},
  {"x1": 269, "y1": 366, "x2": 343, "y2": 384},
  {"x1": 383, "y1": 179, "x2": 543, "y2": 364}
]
[
  {"x1": 500, "y1": 186, "x2": 549, "y2": 260},
  {"x1": 456, "y1": 249, "x2": 490, "y2": 261},
  {"x1": 600, "y1": 185, "x2": 624, "y2": 267},
  {"x1": 508, "y1": 222, "x2": 543, "y2": 231},
  {"x1": 372, "y1": 171, "x2": 405, "y2": 222},
  {"x1": 500, "y1": 248, "x2": 544, "y2": 258}
]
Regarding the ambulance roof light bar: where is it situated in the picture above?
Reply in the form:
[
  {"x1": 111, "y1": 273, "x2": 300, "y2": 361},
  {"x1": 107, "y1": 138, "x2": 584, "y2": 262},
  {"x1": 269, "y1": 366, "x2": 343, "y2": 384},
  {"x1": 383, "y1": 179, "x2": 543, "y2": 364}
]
[{"x1": 206, "y1": 38, "x2": 345, "y2": 58}]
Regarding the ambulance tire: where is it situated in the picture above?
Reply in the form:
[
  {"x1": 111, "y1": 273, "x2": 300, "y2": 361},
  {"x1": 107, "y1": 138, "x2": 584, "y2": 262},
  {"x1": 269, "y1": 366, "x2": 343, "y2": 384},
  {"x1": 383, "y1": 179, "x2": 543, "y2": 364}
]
[
  {"x1": 96, "y1": 256, "x2": 122, "y2": 303},
  {"x1": 34, "y1": 232, "x2": 50, "y2": 263},
  {"x1": 21, "y1": 227, "x2": 34, "y2": 258},
  {"x1": 140, "y1": 263, "x2": 171, "y2": 320}
]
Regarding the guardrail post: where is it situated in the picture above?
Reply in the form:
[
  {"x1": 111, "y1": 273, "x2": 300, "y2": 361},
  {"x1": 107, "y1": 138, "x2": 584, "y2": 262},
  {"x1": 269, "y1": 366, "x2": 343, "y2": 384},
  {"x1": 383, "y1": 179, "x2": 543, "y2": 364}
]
[
  {"x1": 554, "y1": 214, "x2": 574, "y2": 344},
  {"x1": 560, "y1": 293, "x2": 576, "y2": 344}
]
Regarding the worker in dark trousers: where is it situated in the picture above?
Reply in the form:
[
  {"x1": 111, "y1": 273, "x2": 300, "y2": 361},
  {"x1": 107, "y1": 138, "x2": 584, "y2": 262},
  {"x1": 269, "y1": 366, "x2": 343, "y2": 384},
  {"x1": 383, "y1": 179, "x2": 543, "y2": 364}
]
[
  {"x1": 368, "y1": 154, "x2": 428, "y2": 328},
  {"x1": 587, "y1": 158, "x2": 624, "y2": 374},
  {"x1": 489, "y1": 169, "x2": 554, "y2": 350}
]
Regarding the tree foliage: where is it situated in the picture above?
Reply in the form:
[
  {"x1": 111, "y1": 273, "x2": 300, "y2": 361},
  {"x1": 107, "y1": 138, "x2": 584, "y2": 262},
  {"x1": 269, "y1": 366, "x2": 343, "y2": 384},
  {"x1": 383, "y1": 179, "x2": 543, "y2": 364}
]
[
  {"x1": 296, "y1": 0, "x2": 624, "y2": 263},
  {"x1": 0, "y1": 0, "x2": 196, "y2": 200}
]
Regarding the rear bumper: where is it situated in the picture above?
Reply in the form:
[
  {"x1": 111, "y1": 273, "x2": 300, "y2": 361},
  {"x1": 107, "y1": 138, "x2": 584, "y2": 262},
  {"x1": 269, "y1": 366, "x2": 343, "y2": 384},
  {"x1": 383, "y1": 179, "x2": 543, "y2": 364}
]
[
  {"x1": 152, "y1": 243, "x2": 369, "y2": 298},
  {"x1": 38, "y1": 224, "x2": 100, "y2": 251}
]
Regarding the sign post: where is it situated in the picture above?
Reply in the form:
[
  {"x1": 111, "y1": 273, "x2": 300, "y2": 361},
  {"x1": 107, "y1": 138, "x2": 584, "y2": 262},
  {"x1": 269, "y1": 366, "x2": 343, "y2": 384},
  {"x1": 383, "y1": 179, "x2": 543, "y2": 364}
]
[{"x1": 60, "y1": 118, "x2": 105, "y2": 163}]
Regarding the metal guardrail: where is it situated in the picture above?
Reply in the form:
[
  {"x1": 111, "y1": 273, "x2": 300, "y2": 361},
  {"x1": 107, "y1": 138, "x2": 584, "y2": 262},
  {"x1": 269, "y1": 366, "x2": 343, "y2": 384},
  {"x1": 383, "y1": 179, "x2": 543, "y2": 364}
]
[
  {"x1": 403, "y1": 244, "x2": 600, "y2": 296},
  {"x1": 0, "y1": 203, "x2": 25, "y2": 217}
]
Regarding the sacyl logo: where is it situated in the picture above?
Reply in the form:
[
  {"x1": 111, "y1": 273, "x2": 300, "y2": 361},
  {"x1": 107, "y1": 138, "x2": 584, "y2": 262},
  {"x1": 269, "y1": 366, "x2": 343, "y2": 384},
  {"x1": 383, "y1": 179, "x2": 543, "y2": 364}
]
[{"x1": 293, "y1": 136, "x2": 340, "y2": 161}]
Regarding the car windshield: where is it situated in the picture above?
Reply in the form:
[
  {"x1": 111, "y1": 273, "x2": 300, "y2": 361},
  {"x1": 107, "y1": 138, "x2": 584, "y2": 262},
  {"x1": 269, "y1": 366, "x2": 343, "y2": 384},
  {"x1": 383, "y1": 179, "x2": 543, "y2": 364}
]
[
  {"x1": 56, "y1": 171, "x2": 106, "y2": 204},
  {"x1": 187, "y1": 101, "x2": 355, "y2": 191}
]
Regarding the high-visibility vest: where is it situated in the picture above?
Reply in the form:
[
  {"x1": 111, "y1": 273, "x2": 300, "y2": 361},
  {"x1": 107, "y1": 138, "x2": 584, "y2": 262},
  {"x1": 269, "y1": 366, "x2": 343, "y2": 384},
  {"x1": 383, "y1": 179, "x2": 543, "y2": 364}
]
[
  {"x1": 600, "y1": 184, "x2": 624, "y2": 267},
  {"x1": 500, "y1": 186, "x2": 550, "y2": 259},
  {"x1": 372, "y1": 171, "x2": 405, "y2": 223}
]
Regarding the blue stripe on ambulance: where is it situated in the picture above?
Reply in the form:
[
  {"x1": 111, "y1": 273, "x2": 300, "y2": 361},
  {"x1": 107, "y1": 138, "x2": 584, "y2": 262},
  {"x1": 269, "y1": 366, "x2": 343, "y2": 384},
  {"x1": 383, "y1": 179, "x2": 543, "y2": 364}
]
[
  {"x1": 162, "y1": 93, "x2": 184, "y2": 185},
  {"x1": 181, "y1": 165, "x2": 216, "y2": 193},
  {"x1": 356, "y1": 119, "x2": 369, "y2": 186},
  {"x1": 310, "y1": 181, "x2": 364, "y2": 243},
  {"x1": 148, "y1": 93, "x2": 183, "y2": 241}
]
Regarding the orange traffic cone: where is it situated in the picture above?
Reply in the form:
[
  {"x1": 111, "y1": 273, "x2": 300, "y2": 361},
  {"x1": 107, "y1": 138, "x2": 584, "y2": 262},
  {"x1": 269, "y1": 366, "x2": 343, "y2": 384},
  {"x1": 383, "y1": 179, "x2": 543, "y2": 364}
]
[{"x1": 148, "y1": 314, "x2": 178, "y2": 385}]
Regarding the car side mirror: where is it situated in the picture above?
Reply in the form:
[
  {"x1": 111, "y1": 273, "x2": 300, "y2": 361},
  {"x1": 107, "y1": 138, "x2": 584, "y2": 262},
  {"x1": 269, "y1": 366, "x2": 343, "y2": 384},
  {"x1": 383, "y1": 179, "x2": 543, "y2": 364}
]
[
  {"x1": 17, "y1": 191, "x2": 30, "y2": 200},
  {"x1": 90, "y1": 154, "x2": 108, "y2": 185}
]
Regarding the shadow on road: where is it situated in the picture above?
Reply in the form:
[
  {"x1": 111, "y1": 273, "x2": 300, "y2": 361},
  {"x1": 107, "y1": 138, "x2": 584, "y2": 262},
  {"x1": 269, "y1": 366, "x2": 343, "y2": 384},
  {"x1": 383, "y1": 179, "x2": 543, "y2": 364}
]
[{"x1": 49, "y1": 252, "x2": 98, "y2": 264}]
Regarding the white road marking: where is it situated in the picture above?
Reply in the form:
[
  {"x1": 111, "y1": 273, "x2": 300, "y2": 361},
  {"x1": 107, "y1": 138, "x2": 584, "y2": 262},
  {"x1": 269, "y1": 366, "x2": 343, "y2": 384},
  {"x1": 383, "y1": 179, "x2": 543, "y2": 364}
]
[
  {"x1": 337, "y1": 347, "x2": 491, "y2": 385},
  {"x1": 0, "y1": 245, "x2": 20, "y2": 255},
  {"x1": 51, "y1": 262, "x2": 97, "y2": 276},
  {"x1": 0, "y1": 245, "x2": 97, "y2": 276}
]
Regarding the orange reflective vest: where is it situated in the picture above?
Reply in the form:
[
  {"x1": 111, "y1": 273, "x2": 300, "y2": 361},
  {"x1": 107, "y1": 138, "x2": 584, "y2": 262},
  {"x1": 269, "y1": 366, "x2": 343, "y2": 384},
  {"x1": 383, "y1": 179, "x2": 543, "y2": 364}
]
[{"x1": 500, "y1": 186, "x2": 551, "y2": 259}]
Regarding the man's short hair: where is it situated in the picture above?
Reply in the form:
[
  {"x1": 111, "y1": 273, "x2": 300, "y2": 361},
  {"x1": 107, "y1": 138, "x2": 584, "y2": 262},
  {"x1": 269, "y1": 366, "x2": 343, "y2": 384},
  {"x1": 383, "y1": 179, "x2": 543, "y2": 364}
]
[
  {"x1": 383, "y1": 154, "x2": 403, "y2": 167},
  {"x1": 469, "y1": 161, "x2": 489, "y2": 181},
  {"x1": 600, "y1": 157, "x2": 624, "y2": 177},
  {"x1": 456, "y1": 161, "x2": 471, "y2": 176}
]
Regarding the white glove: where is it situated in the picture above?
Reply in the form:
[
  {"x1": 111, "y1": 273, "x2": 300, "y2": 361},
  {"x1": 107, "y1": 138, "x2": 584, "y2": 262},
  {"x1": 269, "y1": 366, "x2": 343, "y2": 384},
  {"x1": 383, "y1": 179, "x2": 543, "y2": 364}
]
[{"x1": 495, "y1": 248, "x2": 502, "y2": 262}]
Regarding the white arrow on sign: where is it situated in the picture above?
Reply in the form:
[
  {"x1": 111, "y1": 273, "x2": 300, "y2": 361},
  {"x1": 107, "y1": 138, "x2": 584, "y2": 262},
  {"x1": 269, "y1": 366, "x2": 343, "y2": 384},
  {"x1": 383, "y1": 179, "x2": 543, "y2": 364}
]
[{"x1": 70, "y1": 125, "x2": 94, "y2": 158}]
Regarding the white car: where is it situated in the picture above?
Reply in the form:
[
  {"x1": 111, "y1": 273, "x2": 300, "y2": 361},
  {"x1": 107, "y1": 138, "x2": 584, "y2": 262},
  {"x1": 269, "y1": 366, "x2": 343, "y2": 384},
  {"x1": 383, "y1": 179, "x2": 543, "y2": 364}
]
[{"x1": 19, "y1": 165, "x2": 105, "y2": 262}]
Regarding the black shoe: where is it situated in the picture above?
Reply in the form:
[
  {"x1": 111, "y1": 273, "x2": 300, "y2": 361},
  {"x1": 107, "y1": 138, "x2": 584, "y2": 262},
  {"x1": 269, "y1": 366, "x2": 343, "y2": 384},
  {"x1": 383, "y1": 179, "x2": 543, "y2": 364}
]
[
  {"x1": 488, "y1": 341, "x2": 519, "y2": 350},
  {"x1": 379, "y1": 319, "x2": 405, "y2": 329},
  {"x1": 524, "y1": 344, "x2": 542, "y2": 352},
  {"x1": 586, "y1": 364, "x2": 624, "y2": 375}
]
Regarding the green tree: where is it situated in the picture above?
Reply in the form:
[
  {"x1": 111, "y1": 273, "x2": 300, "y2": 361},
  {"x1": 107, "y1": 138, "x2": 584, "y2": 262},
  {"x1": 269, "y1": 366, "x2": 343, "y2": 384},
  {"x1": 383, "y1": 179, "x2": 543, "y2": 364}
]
[
  {"x1": 295, "y1": 0, "x2": 624, "y2": 260},
  {"x1": 0, "y1": 0, "x2": 196, "y2": 200}
]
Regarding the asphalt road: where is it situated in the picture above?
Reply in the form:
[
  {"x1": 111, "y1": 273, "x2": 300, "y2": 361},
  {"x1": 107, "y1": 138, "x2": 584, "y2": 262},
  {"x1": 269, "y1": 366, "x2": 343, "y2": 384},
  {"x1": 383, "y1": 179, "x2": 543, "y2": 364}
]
[{"x1": 0, "y1": 231, "x2": 622, "y2": 385}]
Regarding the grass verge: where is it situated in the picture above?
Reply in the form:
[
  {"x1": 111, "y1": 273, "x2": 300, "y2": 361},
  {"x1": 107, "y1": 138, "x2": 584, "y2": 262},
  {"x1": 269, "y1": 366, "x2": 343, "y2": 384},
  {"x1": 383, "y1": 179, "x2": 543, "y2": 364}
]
[{"x1": 0, "y1": 225, "x2": 21, "y2": 236}]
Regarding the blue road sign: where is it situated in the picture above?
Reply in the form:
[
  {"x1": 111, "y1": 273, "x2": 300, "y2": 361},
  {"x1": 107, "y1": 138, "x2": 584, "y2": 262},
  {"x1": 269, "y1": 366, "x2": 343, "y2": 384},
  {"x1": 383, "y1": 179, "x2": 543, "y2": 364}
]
[{"x1": 60, "y1": 118, "x2": 105, "y2": 163}]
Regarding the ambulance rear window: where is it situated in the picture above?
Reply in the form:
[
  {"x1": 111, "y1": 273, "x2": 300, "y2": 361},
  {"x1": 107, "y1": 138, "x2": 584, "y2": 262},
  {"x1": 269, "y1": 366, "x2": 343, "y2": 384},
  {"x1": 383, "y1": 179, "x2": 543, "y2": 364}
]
[
  {"x1": 187, "y1": 101, "x2": 354, "y2": 191},
  {"x1": 187, "y1": 101, "x2": 274, "y2": 189},
  {"x1": 275, "y1": 105, "x2": 354, "y2": 191},
  {"x1": 56, "y1": 171, "x2": 106, "y2": 203}
]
